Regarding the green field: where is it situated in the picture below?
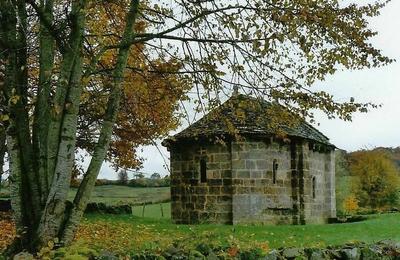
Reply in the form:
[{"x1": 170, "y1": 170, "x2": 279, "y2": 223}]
[
  {"x1": 132, "y1": 202, "x2": 171, "y2": 218},
  {"x1": 68, "y1": 185, "x2": 170, "y2": 205},
  {"x1": 76, "y1": 212, "x2": 400, "y2": 254}
]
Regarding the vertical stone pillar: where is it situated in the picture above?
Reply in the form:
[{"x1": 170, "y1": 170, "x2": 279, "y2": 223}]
[
  {"x1": 298, "y1": 141, "x2": 306, "y2": 225},
  {"x1": 290, "y1": 140, "x2": 299, "y2": 225},
  {"x1": 325, "y1": 150, "x2": 336, "y2": 218}
]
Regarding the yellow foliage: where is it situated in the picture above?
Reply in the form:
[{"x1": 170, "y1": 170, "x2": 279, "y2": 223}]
[
  {"x1": 349, "y1": 150, "x2": 400, "y2": 209},
  {"x1": 343, "y1": 195, "x2": 359, "y2": 214}
]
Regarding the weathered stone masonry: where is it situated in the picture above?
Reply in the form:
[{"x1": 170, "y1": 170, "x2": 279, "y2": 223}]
[
  {"x1": 164, "y1": 93, "x2": 336, "y2": 225},
  {"x1": 169, "y1": 136, "x2": 335, "y2": 225}
]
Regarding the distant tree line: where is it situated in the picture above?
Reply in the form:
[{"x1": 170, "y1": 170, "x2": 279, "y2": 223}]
[
  {"x1": 70, "y1": 170, "x2": 170, "y2": 188},
  {"x1": 336, "y1": 148, "x2": 400, "y2": 215}
]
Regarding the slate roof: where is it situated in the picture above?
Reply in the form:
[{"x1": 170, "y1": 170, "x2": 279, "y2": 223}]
[{"x1": 163, "y1": 94, "x2": 333, "y2": 146}]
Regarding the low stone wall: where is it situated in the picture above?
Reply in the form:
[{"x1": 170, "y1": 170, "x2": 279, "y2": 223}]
[
  {"x1": 264, "y1": 240, "x2": 400, "y2": 260},
  {"x1": 129, "y1": 240, "x2": 400, "y2": 260},
  {"x1": 84, "y1": 203, "x2": 132, "y2": 215},
  {"x1": 0, "y1": 200, "x2": 133, "y2": 215}
]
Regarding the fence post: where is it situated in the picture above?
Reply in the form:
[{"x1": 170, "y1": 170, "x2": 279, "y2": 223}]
[
  {"x1": 142, "y1": 202, "x2": 146, "y2": 217},
  {"x1": 160, "y1": 203, "x2": 164, "y2": 217}
]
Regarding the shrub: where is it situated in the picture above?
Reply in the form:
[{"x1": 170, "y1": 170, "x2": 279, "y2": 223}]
[{"x1": 343, "y1": 195, "x2": 359, "y2": 215}]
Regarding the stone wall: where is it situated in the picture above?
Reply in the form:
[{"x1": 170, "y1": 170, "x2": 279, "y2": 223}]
[
  {"x1": 169, "y1": 136, "x2": 336, "y2": 225},
  {"x1": 229, "y1": 138, "x2": 335, "y2": 225},
  {"x1": 231, "y1": 138, "x2": 294, "y2": 224},
  {"x1": 170, "y1": 140, "x2": 233, "y2": 224},
  {"x1": 303, "y1": 144, "x2": 336, "y2": 223}
]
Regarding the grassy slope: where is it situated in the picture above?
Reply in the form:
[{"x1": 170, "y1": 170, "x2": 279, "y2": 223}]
[
  {"x1": 68, "y1": 185, "x2": 170, "y2": 205},
  {"x1": 77, "y1": 213, "x2": 400, "y2": 254}
]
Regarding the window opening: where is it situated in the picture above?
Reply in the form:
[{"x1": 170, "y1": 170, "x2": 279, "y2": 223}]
[
  {"x1": 200, "y1": 158, "x2": 207, "y2": 183},
  {"x1": 273, "y1": 159, "x2": 278, "y2": 184},
  {"x1": 312, "y1": 176, "x2": 316, "y2": 199}
]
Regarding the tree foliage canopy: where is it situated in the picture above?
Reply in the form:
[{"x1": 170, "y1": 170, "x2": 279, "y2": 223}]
[{"x1": 349, "y1": 150, "x2": 400, "y2": 209}]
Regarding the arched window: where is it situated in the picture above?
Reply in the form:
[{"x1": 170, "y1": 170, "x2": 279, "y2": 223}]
[
  {"x1": 273, "y1": 159, "x2": 278, "y2": 184},
  {"x1": 200, "y1": 158, "x2": 207, "y2": 183},
  {"x1": 312, "y1": 176, "x2": 316, "y2": 199}
]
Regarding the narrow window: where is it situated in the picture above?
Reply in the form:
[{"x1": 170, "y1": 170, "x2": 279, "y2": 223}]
[
  {"x1": 200, "y1": 158, "x2": 207, "y2": 183},
  {"x1": 273, "y1": 159, "x2": 278, "y2": 184},
  {"x1": 312, "y1": 176, "x2": 316, "y2": 199}
]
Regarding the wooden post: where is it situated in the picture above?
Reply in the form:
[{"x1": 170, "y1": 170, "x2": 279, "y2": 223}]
[
  {"x1": 142, "y1": 203, "x2": 146, "y2": 217},
  {"x1": 160, "y1": 203, "x2": 164, "y2": 217}
]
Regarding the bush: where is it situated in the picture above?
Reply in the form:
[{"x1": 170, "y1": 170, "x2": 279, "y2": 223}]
[
  {"x1": 128, "y1": 176, "x2": 170, "y2": 188},
  {"x1": 343, "y1": 195, "x2": 360, "y2": 215}
]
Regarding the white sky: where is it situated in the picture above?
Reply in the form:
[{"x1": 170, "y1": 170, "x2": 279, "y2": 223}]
[{"x1": 97, "y1": 1, "x2": 400, "y2": 179}]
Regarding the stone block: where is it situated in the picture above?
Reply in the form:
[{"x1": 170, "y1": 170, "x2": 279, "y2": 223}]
[
  {"x1": 222, "y1": 186, "x2": 233, "y2": 194},
  {"x1": 212, "y1": 171, "x2": 221, "y2": 179},
  {"x1": 197, "y1": 196, "x2": 206, "y2": 204},
  {"x1": 206, "y1": 196, "x2": 217, "y2": 204},
  {"x1": 194, "y1": 203, "x2": 205, "y2": 210},
  {"x1": 195, "y1": 186, "x2": 208, "y2": 194},
  {"x1": 222, "y1": 170, "x2": 232, "y2": 178},
  {"x1": 208, "y1": 162, "x2": 220, "y2": 170},
  {"x1": 208, "y1": 179, "x2": 222, "y2": 186},
  {"x1": 256, "y1": 160, "x2": 268, "y2": 169},
  {"x1": 214, "y1": 153, "x2": 230, "y2": 162},
  {"x1": 217, "y1": 195, "x2": 231, "y2": 203},
  {"x1": 182, "y1": 171, "x2": 193, "y2": 179},
  {"x1": 232, "y1": 179, "x2": 243, "y2": 185},
  {"x1": 251, "y1": 171, "x2": 262, "y2": 179},
  {"x1": 232, "y1": 159, "x2": 245, "y2": 169},
  {"x1": 219, "y1": 162, "x2": 231, "y2": 170},
  {"x1": 209, "y1": 186, "x2": 221, "y2": 194},
  {"x1": 236, "y1": 170, "x2": 250, "y2": 178},
  {"x1": 237, "y1": 187, "x2": 251, "y2": 194},
  {"x1": 246, "y1": 160, "x2": 256, "y2": 169}
]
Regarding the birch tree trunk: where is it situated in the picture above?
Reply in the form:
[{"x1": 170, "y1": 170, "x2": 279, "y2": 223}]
[
  {"x1": 61, "y1": 0, "x2": 140, "y2": 244},
  {"x1": 0, "y1": 127, "x2": 5, "y2": 192}
]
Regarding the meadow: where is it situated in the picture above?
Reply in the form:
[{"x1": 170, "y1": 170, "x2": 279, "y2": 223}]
[
  {"x1": 68, "y1": 185, "x2": 170, "y2": 205},
  {"x1": 68, "y1": 182, "x2": 400, "y2": 255},
  {"x1": 74, "y1": 212, "x2": 400, "y2": 255}
]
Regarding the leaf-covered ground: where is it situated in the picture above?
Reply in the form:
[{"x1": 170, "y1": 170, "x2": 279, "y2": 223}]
[
  {"x1": 74, "y1": 213, "x2": 400, "y2": 255},
  {"x1": 0, "y1": 213, "x2": 16, "y2": 252},
  {"x1": 1, "y1": 212, "x2": 400, "y2": 256}
]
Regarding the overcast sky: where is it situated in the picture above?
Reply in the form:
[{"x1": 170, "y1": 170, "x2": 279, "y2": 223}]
[{"x1": 98, "y1": 1, "x2": 400, "y2": 179}]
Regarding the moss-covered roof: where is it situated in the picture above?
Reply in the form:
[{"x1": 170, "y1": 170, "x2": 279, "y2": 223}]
[{"x1": 163, "y1": 94, "x2": 333, "y2": 146}]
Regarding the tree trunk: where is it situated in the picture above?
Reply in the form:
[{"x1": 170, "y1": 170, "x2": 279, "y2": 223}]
[
  {"x1": 32, "y1": 0, "x2": 55, "y2": 206},
  {"x1": 35, "y1": 0, "x2": 87, "y2": 248},
  {"x1": 61, "y1": 0, "x2": 140, "y2": 244},
  {"x1": 0, "y1": 127, "x2": 6, "y2": 193},
  {"x1": 2, "y1": 0, "x2": 142, "y2": 252}
]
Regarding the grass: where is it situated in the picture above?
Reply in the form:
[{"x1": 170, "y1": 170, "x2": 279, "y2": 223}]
[
  {"x1": 132, "y1": 202, "x2": 171, "y2": 218},
  {"x1": 68, "y1": 185, "x2": 170, "y2": 205},
  {"x1": 74, "y1": 212, "x2": 400, "y2": 255}
]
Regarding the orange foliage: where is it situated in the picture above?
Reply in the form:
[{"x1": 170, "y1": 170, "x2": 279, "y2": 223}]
[
  {"x1": 0, "y1": 213, "x2": 16, "y2": 252},
  {"x1": 343, "y1": 195, "x2": 359, "y2": 215},
  {"x1": 227, "y1": 246, "x2": 239, "y2": 257},
  {"x1": 78, "y1": 1, "x2": 190, "y2": 170}
]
